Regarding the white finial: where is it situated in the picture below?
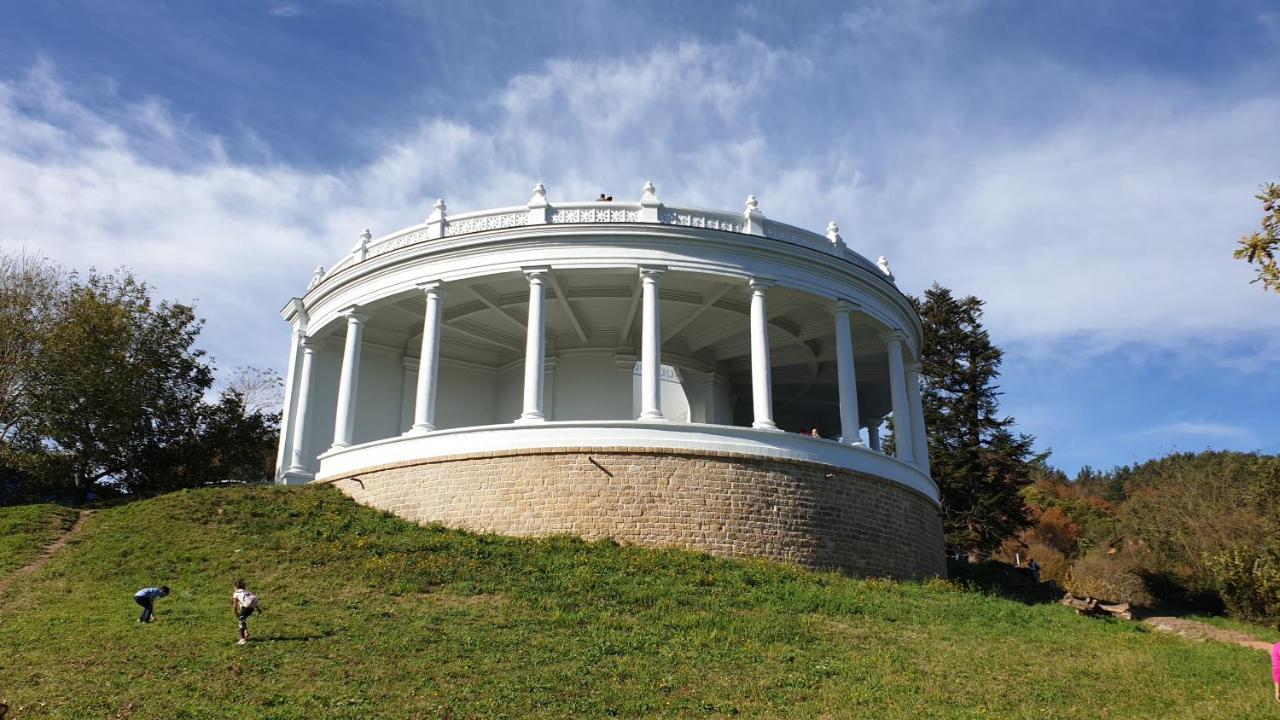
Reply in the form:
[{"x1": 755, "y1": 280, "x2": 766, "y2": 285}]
[
  {"x1": 638, "y1": 180, "x2": 662, "y2": 219},
  {"x1": 528, "y1": 183, "x2": 550, "y2": 222},
  {"x1": 876, "y1": 255, "x2": 894, "y2": 279},
  {"x1": 351, "y1": 228, "x2": 372, "y2": 261},
  {"x1": 529, "y1": 183, "x2": 549, "y2": 207},
  {"x1": 426, "y1": 198, "x2": 448, "y2": 238},
  {"x1": 743, "y1": 194, "x2": 765, "y2": 235},
  {"x1": 826, "y1": 221, "x2": 843, "y2": 246}
]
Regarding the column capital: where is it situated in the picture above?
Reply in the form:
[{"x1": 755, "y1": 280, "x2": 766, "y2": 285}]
[
  {"x1": 880, "y1": 329, "x2": 907, "y2": 346},
  {"x1": 402, "y1": 355, "x2": 421, "y2": 372},
  {"x1": 638, "y1": 265, "x2": 667, "y2": 280},
  {"x1": 905, "y1": 361, "x2": 923, "y2": 374},
  {"x1": 299, "y1": 335, "x2": 321, "y2": 352},
  {"x1": 748, "y1": 276, "x2": 775, "y2": 291},
  {"x1": 522, "y1": 266, "x2": 551, "y2": 283},
  {"x1": 340, "y1": 306, "x2": 369, "y2": 324},
  {"x1": 832, "y1": 299, "x2": 860, "y2": 315},
  {"x1": 417, "y1": 280, "x2": 445, "y2": 296}
]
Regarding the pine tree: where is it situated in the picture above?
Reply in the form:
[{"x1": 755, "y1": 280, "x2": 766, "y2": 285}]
[{"x1": 915, "y1": 283, "x2": 1039, "y2": 556}]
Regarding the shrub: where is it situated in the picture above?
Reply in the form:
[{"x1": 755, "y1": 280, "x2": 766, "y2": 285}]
[
  {"x1": 1026, "y1": 543, "x2": 1071, "y2": 587},
  {"x1": 1205, "y1": 546, "x2": 1280, "y2": 622},
  {"x1": 1065, "y1": 551, "x2": 1153, "y2": 606}
]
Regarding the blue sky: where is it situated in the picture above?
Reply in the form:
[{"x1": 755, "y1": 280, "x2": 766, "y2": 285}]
[{"x1": 2, "y1": 0, "x2": 1277, "y2": 474}]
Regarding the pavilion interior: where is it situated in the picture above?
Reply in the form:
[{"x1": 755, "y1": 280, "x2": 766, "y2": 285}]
[{"x1": 297, "y1": 269, "x2": 899, "y2": 464}]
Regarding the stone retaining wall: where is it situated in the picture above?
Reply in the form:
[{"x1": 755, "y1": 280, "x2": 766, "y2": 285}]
[{"x1": 322, "y1": 447, "x2": 946, "y2": 580}]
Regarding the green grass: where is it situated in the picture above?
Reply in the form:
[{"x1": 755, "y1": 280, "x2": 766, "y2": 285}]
[
  {"x1": 0, "y1": 502, "x2": 79, "y2": 575},
  {"x1": 0, "y1": 485, "x2": 1275, "y2": 719}
]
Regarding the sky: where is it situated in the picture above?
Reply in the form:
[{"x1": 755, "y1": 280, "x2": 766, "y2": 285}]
[{"x1": 1, "y1": 0, "x2": 1277, "y2": 475}]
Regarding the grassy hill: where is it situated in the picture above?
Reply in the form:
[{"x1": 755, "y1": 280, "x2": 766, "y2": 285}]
[
  {"x1": 0, "y1": 485, "x2": 1274, "y2": 719},
  {"x1": 0, "y1": 502, "x2": 79, "y2": 576}
]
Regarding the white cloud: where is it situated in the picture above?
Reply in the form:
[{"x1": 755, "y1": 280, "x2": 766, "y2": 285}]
[
  {"x1": 0, "y1": 33, "x2": 1277, "y2": 381},
  {"x1": 269, "y1": 3, "x2": 303, "y2": 18},
  {"x1": 1142, "y1": 421, "x2": 1257, "y2": 444}
]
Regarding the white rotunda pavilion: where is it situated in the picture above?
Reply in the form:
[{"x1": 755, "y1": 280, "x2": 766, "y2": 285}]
[{"x1": 275, "y1": 183, "x2": 944, "y2": 579}]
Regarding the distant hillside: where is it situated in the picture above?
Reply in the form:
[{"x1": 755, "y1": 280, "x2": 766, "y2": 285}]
[{"x1": 0, "y1": 486, "x2": 1274, "y2": 718}]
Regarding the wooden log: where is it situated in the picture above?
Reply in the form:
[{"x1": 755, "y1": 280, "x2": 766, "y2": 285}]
[
  {"x1": 1098, "y1": 601, "x2": 1132, "y2": 620},
  {"x1": 1060, "y1": 593, "x2": 1132, "y2": 619}
]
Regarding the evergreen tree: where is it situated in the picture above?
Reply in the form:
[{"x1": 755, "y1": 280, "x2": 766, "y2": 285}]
[{"x1": 915, "y1": 283, "x2": 1038, "y2": 556}]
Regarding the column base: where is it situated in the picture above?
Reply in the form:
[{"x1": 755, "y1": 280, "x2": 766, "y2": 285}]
[
  {"x1": 281, "y1": 468, "x2": 315, "y2": 485},
  {"x1": 406, "y1": 423, "x2": 437, "y2": 435},
  {"x1": 752, "y1": 420, "x2": 781, "y2": 431},
  {"x1": 330, "y1": 442, "x2": 351, "y2": 451},
  {"x1": 515, "y1": 412, "x2": 546, "y2": 423},
  {"x1": 638, "y1": 411, "x2": 668, "y2": 421}
]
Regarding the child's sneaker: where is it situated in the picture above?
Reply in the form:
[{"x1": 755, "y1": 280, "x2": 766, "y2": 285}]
[{"x1": 237, "y1": 638, "x2": 248, "y2": 645}]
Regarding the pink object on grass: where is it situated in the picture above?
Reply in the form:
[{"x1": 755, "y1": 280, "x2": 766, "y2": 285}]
[{"x1": 1271, "y1": 642, "x2": 1280, "y2": 683}]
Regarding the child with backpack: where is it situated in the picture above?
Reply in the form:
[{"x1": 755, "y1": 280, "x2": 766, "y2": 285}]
[{"x1": 231, "y1": 579, "x2": 260, "y2": 645}]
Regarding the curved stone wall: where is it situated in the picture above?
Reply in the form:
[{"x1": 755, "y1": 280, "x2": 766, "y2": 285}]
[{"x1": 323, "y1": 448, "x2": 946, "y2": 580}]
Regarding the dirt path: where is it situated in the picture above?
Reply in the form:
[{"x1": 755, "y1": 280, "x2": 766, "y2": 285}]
[
  {"x1": 0, "y1": 509, "x2": 93, "y2": 595},
  {"x1": 1142, "y1": 615, "x2": 1273, "y2": 652}
]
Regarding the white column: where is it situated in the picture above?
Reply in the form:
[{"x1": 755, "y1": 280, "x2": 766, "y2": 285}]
[
  {"x1": 867, "y1": 422, "x2": 882, "y2": 453},
  {"x1": 543, "y1": 356, "x2": 558, "y2": 421},
  {"x1": 833, "y1": 300, "x2": 863, "y2": 446},
  {"x1": 410, "y1": 281, "x2": 445, "y2": 432},
  {"x1": 332, "y1": 308, "x2": 367, "y2": 449},
  {"x1": 614, "y1": 354, "x2": 638, "y2": 419},
  {"x1": 517, "y1": 268, "x2": 549, "y2": 422},
  {"x1": 906, "y1": 361, "x2": 931, "y2": 474},
  {"x1": 285, "y1": 336, "x2": 318, "y2": 478},
  {"x1": 399, "y1": 356, "x2": 418, "y2": 432},
  {"x1": 274, "y1": 324, "x2": 304, "y2": 481},
  {"x1": 883, "y1": 332, "x2": 915, "y2": 462},
  {"x1": 638, "y1": 266, "x2": 666, "y2": 420},
  {"x1": 748, "y1": 277, "x2": 778, "y2": 430}
]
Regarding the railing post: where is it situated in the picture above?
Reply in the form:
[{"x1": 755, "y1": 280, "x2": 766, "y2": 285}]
[
  {"x1": 877, "y1": 255, "x2": 895, "y2": 280},
  {"x1": 528, "y1": 183, "x2": 550, "y2": 225},
  {"x1": 351, "y1": 228, "x2": 371, "y2": 262},
  {"x1": 639, "y1": 181, "x2": 662, "y2": 222},
  {"x1": 826, "y1": 221, "x2": 845, "y2": 254},
  {"x1": 426, "y1": 198, "x2": 447, "y2": 239},
  {"x1": 307, "y1": 265, "x2": 325, "y2": 291},
  {"x1": 744, "y1": 195, "x2": 766, "y2": 235}
]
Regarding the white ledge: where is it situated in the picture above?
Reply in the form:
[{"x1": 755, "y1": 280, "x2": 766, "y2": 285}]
[{"x1": 315, "y1": 421, "x2": 938, "y2": 504}]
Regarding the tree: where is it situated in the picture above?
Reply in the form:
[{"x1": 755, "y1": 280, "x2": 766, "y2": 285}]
[
  {"x1": 915, "y1": 283, "x2": 1039, "y2": 556},
  {"x1": 1234, "y1": 182, "x2": 1280, "y2": 293},
  {"x1": 186, "y1": 389, "x2": 281, "y2": 486},
  {"x1": 225, "y1": 366, "x2": 284, "y2": 416},
  {"x1": 0, "y1": 250, "x2": 61, "y2": 445},
  {"x1": 12, "y1": 269, "x2": 213, "y2": 495}
]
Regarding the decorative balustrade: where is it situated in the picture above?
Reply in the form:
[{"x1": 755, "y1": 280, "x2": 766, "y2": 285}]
[{"x1": 318, "y1": 183, "x2": 891, "y2": 288}]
